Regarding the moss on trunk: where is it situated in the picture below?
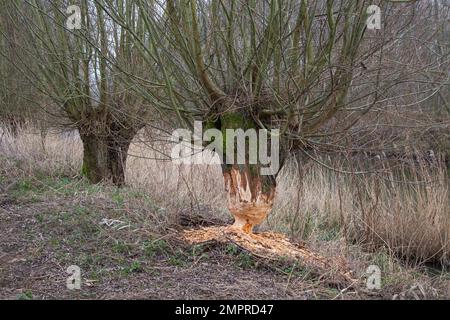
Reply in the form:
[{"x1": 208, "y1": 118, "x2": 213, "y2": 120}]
[
  {"x1": 218, "y1": 111, "x2": 277, "y2": 232},
  {"x1": 79, "y1": 127, "x2": 134, "y2": 187}
]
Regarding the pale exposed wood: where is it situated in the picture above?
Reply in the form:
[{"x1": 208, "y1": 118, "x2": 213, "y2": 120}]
[
  {"x1": 181, "y1": 226, "x2": 357, "y2": 287},
  {"x1": 224, "y1": 167, "x2": 276, "y2": 233}
]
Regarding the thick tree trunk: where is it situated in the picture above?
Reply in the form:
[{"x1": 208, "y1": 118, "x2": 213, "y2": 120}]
[
  {"x1": 223, "y1": 166, "x2": 276, "y2": 234},
  {"x1": 79, "y1": 127, "x2": 133, "y2": 187},
  {"x1": 223, "y1": 165, "x2": 276, "y2": 233},
  {"x1": 216, "y1": 111, "x2": 279, "y2": 233}
]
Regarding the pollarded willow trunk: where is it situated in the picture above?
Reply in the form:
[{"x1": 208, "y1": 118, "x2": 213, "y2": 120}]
[
  {"x1": 79, "y1": 125, "x2": 135, "y2": 187},
  {"x1": 223, "y1": 165, "x2": 276, "y2": 233},
  {"x1": 218, "y1": 111, "x2": 279, "y2": 233}
]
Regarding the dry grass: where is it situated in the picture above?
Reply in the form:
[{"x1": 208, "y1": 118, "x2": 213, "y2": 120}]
[
  {"x1": 1, "y1": 125, "x2": 448, "y2": 266},
  {"x1": 271, "y1": 158, "x2": 450, "y2": 266}
]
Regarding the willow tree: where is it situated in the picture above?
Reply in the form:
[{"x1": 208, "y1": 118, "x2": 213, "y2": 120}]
[
  {"x1": 126, "y1": 0, "x2": 424, "y2": 232},
  {"x1": 0, "y1": 0, "x2": 154, "y2": 185},
  {"x1": 0, "y1": 1, "x2": 34, "y2": 135}
]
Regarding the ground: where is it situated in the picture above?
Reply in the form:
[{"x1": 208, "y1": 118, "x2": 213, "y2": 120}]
[{"x1": 0, "y1": 157, "x2": 449, "y2": 300}]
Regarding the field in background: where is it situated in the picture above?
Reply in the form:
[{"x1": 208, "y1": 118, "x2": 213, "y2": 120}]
[{"x1": 0, "y1": 125, "x2": 449, "y2": 299}]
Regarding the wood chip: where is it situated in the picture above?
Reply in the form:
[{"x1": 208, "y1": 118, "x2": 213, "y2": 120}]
[{"x1": 181, "y1": 226, "x2": 358, "y2": 287}]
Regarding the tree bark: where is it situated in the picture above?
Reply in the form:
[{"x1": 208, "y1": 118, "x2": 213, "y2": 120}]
[
  {"x1": 217, "y1": 111, "x2": 278, "y2": 233},
  {"x1": 79, "y1": 125, "x2": 134, "y2": 187}
]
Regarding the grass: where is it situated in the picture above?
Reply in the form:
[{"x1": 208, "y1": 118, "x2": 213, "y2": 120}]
[
  {"x1": 17, "y1": 290, "x2": 33, "y2": 300},
  {"x1": 121, "y1": 261, "x2": 144, "y2": 275},
  {"x1": 0, "y1": 125, "x2": 449, "y2": 299},
  {"x1": 143, "y1": 239, "x2": 170, "y2": 259}
]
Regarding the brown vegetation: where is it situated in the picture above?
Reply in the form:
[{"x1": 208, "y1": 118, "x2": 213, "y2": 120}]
[{"x1": 0, "y1": 125, "x2": 448, "y2": 299}]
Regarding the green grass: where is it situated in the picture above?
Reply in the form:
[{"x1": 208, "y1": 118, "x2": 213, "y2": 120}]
[
  {"x1": 113, "y1": 240, "x2": 133, "y2": 255},
  {"x1": 224, "y1": 243, "x2": 239, "y2": 255},
  {"x1": 317, "y1": 221, "x2": 341, "y2": 242},
  {"x1": 17, "y1": 290, "x2": 33, "y2": 300},
  {"x1": 236, "y1": 252, "x2": 257, "y2": 269},
  {"x1": 143, "y1": 239, "x2": 170, "y2": 259},
  {"x1": 111, "y1": 190, "x2": 125, "y2": 206},
  {"x1": 121, "y1": 261, "x2": 143, "y2": 274},
  {"x1": 167, "y1": 250, "x2": 189, "y2": 267},
  {"x1": 223, "y1": 244, "x2": 258, "y2": 269}
]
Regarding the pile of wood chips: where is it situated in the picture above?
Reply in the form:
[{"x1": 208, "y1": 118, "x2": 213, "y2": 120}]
[{"x1": 181, "y1": 226, "x2": 358, "y2": 287}]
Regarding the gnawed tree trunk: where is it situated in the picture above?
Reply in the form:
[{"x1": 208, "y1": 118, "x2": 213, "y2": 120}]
[
  {"x1": 79, "y1": 122, "x2": 136, "y2": 187},
  {"x1": 223, "y1": 165, "x2": 276, "y2": 233},
  {"x1": 218, "y1": 111, "x2": 278, "y2": 233}
]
